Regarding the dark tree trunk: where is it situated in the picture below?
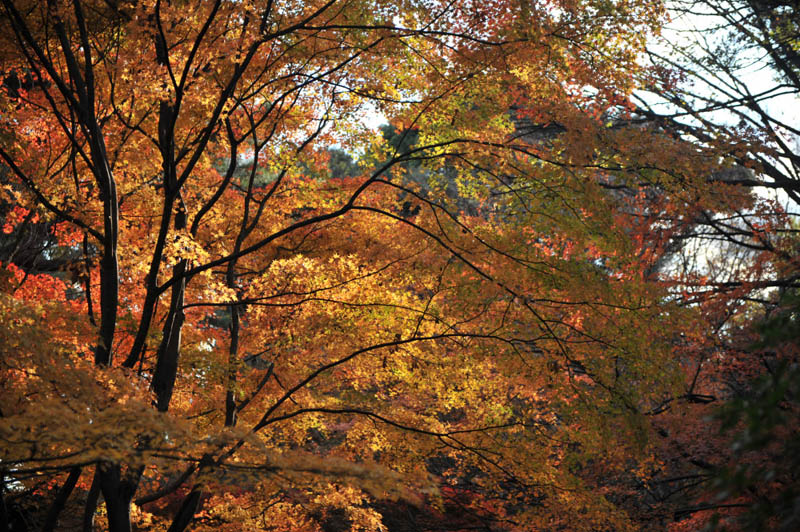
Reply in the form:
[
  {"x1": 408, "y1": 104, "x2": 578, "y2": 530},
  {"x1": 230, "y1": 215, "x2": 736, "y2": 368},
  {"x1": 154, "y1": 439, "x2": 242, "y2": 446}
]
[
  {"x1": 97, "y1": 465, "x2": 141, "y2": 532},
  {"x1": 41, "y1": 466, "x2": 82, "y2": 532},
  {"x1": 166, "y1": 489, "x2": 203, "y2": 532},
  {"x1": 82, "y1": 471, "x2": 101, "y2": 532}
]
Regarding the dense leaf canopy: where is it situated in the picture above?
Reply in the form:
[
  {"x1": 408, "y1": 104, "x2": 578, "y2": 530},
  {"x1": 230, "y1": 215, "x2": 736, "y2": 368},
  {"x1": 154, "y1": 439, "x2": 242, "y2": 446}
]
[{"x1": 0, "y1": 0, "x2": 796, "y2": 531}]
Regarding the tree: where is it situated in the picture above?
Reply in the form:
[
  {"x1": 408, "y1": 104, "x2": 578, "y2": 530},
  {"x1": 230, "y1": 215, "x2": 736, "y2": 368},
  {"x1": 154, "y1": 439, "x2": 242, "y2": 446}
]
[
  {"x1": 0, "y1": 1, "x2": 725, "y2": 531},
  {"x1": 625, "y1": 1, "x2": 800, "y2": 529}
]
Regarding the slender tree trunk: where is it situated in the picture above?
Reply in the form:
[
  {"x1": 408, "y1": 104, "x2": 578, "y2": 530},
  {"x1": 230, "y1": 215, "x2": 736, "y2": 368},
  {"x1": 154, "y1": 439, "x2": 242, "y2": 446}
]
[
  {"x1": 152, "y1": 196, "x2": 187, "y2": 413},
  {"x1": 41, "y1": 466, "x2": 81, "y2": 532},
  {"x1": 151, "y1": 94, "x2": 188, "y2": 412},
  {"x1": 166, "y1": 489, "x2": 203, "y2": 532},
  {"x1": 82, "y1": 471, "x2": 101, "y2": 532},
  {"x1": 225, "y1": 300, "x2": 240, "y2": 426},
  {"x1": 122, "y1": 195, "x2": 175, "y2": 369},
  {"x1": 152, "y1": 259, "x2": 187, "y2": 411},
  {"x1": 94, "y1": 148, "x2": 119, "y2": 367}
]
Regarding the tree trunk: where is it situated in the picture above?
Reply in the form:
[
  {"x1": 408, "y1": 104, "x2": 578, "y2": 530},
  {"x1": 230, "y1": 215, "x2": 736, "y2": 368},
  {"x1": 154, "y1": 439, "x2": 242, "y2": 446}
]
[
  {"x1": 152, "y1": 254, "x2": 187, "y2": 412},
  {"x1": 166, "y1": 489, "x2": 203, "y2": 532},
  {"x1": 83, "y1": 471, "x2": 101, "y2": 532},
  {"x1": 97, "y1": 465, "x2": 141, "y2": 532},
  {"x1": 41, "y1": 466, "x2": 81, "y2": 532}
]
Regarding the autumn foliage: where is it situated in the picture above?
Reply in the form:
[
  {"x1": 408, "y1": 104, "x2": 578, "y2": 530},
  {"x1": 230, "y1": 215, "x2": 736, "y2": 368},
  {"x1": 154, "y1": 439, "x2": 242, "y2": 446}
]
[{"x1": 0, "y1": 0, "x2": 797, "y2": 531}]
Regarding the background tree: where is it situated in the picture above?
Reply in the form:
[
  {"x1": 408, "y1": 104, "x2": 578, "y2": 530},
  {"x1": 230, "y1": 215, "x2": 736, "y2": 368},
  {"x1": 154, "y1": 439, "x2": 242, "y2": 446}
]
[{"x1": 627, "y1": 1, "x2": 800, "y2": 529}]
